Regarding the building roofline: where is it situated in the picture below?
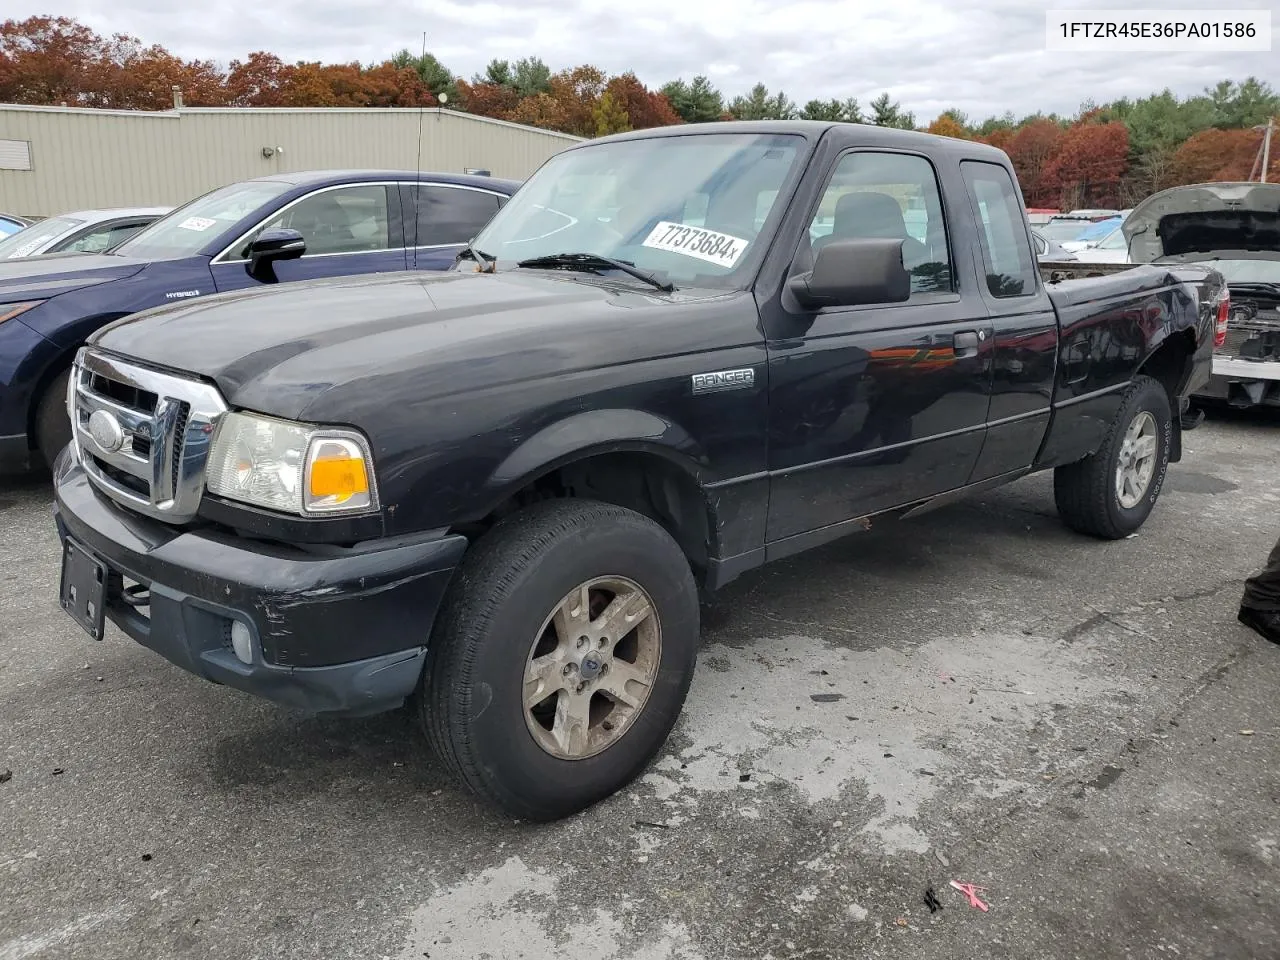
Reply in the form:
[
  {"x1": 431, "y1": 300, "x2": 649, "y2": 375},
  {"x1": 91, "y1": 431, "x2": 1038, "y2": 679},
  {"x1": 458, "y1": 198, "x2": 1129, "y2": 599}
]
[{"x1": 0, "y1": 102, "x2": 585, "y2": 142}]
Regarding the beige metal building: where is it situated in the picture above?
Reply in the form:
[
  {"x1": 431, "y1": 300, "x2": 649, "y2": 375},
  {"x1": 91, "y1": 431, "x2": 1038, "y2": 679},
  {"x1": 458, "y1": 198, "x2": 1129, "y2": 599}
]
[{"x1": 0, "y1": 102, "x2": 583, "y2": 218}]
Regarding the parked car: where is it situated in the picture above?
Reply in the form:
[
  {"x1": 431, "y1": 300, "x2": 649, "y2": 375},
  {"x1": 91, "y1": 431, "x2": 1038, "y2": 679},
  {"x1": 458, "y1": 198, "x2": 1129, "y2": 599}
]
[
  {"x1": 51, "y1": 121, "x2": 1222, "y2": 821},
  {"x1": 1069, "y1": 217, "x2": 1133, "y2": 264},
  {"x1": 1026, "y1": 208, "x2": 1060, "y2": 226},
  {"x1": 1121, "y1": 182, "x2": 1280, "y2": 411},
  {"x1": 0, "y1": 214, "x2": 32, "y2": 237},
  {"x1": 0, "y1": 169, "x2": 519, "y2": 472},
  {"x1": 1031, "y1": 228, "x2": 1077, "y2": 261},
  {"x1": 1039, "y1": 210, "x2": 1123, "y2": 246},
  {"x1": 0, "y1": 207, "x2": 171, "y2": 260},
  {"x1": 1060, "y1": 212, "x2": 1127, "y2": 253}
]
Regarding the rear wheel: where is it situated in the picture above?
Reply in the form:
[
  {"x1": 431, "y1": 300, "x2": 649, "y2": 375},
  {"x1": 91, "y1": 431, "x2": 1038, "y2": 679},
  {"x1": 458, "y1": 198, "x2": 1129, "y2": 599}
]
[
  {"x1": 420, "y1": 499, "x2": 699, "y2": 821},
  {"x1": 1054, "y1": 374, "x2": 1172, "y2": 539},
  {"x1": 34, "y1": 369, "x2": 72, "y2": 472}
]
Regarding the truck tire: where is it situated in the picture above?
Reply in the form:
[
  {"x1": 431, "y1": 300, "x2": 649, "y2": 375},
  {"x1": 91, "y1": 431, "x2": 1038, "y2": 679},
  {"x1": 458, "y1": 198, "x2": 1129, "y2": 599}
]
[
  {"x1": 1053, "y1": 375, "x2": 1172, "y2": 539},
  {"x1": 35, "y1": 369, "x2": 72, "y2": 473},
  {"x1": 420, "y1": 499, "x2": 699, "y2": 821}
]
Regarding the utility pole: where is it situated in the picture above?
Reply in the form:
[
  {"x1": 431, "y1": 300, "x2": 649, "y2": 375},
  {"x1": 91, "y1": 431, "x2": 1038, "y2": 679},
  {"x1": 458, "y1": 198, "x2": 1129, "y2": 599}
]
[{"x1": 1262, "y1": 116, "x2": 1274, "y2": 183}]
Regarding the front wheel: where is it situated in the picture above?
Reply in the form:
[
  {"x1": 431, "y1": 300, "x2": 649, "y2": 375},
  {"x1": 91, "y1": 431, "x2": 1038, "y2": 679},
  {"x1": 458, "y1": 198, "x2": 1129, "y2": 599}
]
[
  {"x1": 1054, "y1": 374, "x2": 1172, "y2": 539},
  {"x1": 35, "y1": 369, "x2": 73, "y2": 473},
  {"x1": 419, "y1": 499, "x2": 700, "y2": 821}
]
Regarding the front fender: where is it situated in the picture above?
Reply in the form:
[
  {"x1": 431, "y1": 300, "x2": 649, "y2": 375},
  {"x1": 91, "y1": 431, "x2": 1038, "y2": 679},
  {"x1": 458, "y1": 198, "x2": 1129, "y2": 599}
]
[{"x1": 487, "y1": 408, "x2": 710, "y2": 488}]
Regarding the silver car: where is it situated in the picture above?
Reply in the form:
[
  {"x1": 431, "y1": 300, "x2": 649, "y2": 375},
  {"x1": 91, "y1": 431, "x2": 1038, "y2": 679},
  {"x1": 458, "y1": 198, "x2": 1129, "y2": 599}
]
[{"x1": 0, "y1": 207, "x2": 172, "y2": 259}]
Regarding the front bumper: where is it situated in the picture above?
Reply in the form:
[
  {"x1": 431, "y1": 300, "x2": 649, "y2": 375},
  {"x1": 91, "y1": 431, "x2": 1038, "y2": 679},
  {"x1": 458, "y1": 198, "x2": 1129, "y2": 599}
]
[
  {"x1": 1192, "y1": 355, "x2": 1280, "y2": 408},
  {"x1": 52, "y1": 451, "x2": 467, "y2": 716}
]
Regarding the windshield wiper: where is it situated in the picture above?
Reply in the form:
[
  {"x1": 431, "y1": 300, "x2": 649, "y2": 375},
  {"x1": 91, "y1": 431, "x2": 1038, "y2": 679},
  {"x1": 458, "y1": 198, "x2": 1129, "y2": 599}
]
[
  {"x1": 456, "y1": 242, "x2": 495, "y2": 273},
  {"x1": 516, "y1": 252, "x2": 674, "y2": 292}
]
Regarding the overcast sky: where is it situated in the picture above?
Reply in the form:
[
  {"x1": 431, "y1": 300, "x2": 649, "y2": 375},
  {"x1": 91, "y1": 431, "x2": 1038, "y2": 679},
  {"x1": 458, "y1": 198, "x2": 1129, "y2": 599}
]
[{"x1": 11, "y1": 0, "x2": 1280, "y2": 122}]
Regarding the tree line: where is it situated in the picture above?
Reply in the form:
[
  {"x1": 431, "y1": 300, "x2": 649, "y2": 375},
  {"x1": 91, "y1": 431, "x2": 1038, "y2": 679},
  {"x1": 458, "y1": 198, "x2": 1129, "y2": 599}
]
[{"x1": 2, "y1": 16, "x2": 1277, "y2": 206}]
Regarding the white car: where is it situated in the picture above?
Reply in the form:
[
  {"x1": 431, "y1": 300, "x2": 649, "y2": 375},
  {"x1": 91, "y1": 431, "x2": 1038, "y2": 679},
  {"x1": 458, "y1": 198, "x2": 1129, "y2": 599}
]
[
  {"x1": 1066, "y1": 210, "x2": 1136, "y2": 263},
  {"x1": 0, "y1": 207, "x2": 171, "y2": 259}
]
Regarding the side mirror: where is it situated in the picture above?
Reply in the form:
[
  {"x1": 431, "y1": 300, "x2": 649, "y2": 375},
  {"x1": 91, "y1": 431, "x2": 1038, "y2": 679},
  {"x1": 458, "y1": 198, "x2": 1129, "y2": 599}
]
[
  {"x1": 246, "y1": 228, "x2": 306, "y2": 283},
  {"x1": 788, "y1": 238, "x2": 911, "y2": 310}
]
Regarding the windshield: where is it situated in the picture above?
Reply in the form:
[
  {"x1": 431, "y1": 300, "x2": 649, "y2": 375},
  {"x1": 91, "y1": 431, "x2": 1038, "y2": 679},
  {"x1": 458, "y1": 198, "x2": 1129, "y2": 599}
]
[
  {"x1": 113, "y1": 181, "x2": 294, "y2": 260},
  {"x1": 1097, "y1": 225, "x2": 1128, "y2": 250},
  {"x1": 1040, "y1": 219, "x2": 1091, "y2": 243},
  {"x1": 469, "y1": 132, "x2": 806, "y2": 288},
  {"x1": 0, "y1": 216, "x2": 82, "y2": 258},
  {"x1": 1074, "y1": 218, "x2": 1122, "y2": 243}
]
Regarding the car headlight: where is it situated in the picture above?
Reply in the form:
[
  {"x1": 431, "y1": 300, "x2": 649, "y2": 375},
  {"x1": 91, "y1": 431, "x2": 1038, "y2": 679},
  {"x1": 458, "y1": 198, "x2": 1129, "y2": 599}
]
[{"x1": 205, "y1": 411, "x2": 379, "y2": 516}]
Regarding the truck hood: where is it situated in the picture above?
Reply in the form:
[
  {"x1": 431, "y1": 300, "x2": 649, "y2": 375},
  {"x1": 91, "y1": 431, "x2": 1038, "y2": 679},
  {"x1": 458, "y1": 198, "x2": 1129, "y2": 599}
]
[
  {"x1": 1125, "y1": 182, "x2": 1280, "y2": 263},
  {"x1": 90, "y1": 269, "x2": 736, "y2": 420},
  {"x1": 0, "y1": 252, "x2": 148, "y2": 303}
]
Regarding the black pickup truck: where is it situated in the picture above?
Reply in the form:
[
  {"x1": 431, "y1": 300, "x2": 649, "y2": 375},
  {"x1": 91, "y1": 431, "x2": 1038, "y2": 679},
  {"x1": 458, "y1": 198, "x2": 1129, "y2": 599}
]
[{"x1": 51, "y1": 121, "x2": 1225, "y2": 820}]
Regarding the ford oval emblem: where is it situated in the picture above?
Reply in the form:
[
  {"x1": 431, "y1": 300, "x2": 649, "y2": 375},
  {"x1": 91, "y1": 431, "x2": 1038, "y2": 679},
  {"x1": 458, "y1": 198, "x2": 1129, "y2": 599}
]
[{"x1": 87, "y1": 409, "x2": 124, "y2": 453}]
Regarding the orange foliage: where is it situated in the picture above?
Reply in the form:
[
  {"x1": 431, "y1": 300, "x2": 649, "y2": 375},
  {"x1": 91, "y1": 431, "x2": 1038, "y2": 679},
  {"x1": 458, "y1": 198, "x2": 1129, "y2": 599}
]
[
  {"x1": 604, "y1": 72, "x2": 682, "y2": 129},
  {"x1": 1172, "y1": 126, "x2": 1279, "y2": 183},
  {"x1": 925, "y1": 115, "x2": 968, "y2": 139},
  {"x1": 1042, "y1": 121, "x2": 1129, "y2": 207},
  {"x1": 1005, "y1": 120, "x2": 1064, "y2": 207},
  {"x1": 457, "y1": 79, "x2": 520, "y2": 119}
]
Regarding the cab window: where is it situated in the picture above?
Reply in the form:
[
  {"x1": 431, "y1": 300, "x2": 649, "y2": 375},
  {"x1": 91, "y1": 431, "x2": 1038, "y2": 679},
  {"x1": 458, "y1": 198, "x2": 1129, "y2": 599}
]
[
  {"x1": 807, "y1": 151, "x2": 953, "y2": 296},
  {"x1": 242, "y1": 185, "x2": 392, "y2": 257},
  {"x1": 961, "y1": 161, "x2": 1037, "y2": 297}
]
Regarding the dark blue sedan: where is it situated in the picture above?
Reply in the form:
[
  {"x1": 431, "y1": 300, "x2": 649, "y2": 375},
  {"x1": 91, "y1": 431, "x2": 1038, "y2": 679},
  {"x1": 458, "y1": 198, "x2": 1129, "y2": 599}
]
[{"x1": 0, "y1": 169, "x2": 520, "y2": 471}]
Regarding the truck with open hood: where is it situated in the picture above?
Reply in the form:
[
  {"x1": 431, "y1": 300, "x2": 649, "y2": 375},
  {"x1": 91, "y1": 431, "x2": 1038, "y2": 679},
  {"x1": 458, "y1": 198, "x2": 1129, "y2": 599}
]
[
  {"x1": 50, "y1": 121, "x2": 1225, "y2": 820},
  {"x1": 1122, "y1": 181, "x2": 1280, "y2": 411}
]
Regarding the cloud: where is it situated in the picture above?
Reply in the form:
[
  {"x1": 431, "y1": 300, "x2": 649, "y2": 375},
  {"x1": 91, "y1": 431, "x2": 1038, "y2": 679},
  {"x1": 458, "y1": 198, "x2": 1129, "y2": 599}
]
[{"x1": 10, "y1": 0, "x2": 1280, "y2": 121}]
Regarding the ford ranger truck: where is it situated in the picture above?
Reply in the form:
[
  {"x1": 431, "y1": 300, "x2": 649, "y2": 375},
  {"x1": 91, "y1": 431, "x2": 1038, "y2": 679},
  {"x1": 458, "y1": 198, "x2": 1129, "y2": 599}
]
[{"x1": 51, "y1": 122, "x2": 1224, "y2": 821}]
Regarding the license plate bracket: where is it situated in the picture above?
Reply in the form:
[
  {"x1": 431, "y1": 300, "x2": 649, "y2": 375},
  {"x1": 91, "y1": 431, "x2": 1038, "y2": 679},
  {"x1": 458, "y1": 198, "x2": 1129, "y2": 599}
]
[{"x1": 60, "y1": 539, "x2": 108, "y2": 641}]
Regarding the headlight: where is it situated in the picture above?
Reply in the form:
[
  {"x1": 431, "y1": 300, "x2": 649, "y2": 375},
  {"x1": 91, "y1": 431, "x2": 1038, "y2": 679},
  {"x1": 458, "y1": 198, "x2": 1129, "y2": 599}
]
[
  {"x1": 0, "y1": 301, "x2": 43, "y2": 325},
  {"x1": 205, "y1": 411, "x2": 379, "y2": 517}
]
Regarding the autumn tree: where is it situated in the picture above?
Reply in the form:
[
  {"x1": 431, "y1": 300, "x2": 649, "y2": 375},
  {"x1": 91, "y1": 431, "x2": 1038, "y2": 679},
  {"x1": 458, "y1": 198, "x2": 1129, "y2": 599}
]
[
  {"x1": 224, "y1": 51, "x2": 290, "y2": 107},
  {"x1": 980, "y1": 127, "x2": 1015, "y2": 152},
  {"x1": 926, "y1": 113, "x2": 969, "y2": 139},
  {"x1": 604, "y1": 72, "x2": 680, "y2": 129},
  {"x1": 660, "y1": 75, "x2": 724, "y2": 123},
  {"x1": 456, "y1": 79, "x2": 520, "y2": 119},
  {"x1": 389, "y1": 49, "x2": 457, "y2": 103},
  {"x1": 547, "y1": 64, "x2": 607, "y2": 136},
  {"x1": 360, "y1": 62, "x2": 434, "y2": 107},
  {"x1": 1005, "y1": 118, "x2": 1064, "y2": 207},
  {"x1": 0, "y1": 15, "x2": 117, "y2": 104},
  {"x1": 509, "y1": 91, "x2": 568, "y2": 131},
  {"x1": 1171, "y1": 126, "x2": 1280, "y2": 183},
  {"x1": 1043, "y1": 120, "x2": 1130, "y2": 208}
]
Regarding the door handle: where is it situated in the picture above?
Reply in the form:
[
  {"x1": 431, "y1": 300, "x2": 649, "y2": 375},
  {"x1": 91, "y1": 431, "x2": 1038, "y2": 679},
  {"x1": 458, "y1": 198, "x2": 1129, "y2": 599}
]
[{"x1": 953, "y1": 330, "x2": 980, "y2": 358}]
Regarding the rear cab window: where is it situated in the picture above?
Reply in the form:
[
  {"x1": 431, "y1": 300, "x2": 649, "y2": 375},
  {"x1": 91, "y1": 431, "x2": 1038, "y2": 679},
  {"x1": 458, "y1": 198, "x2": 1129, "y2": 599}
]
[{"x1": 961, "y1": 161, "x2": 1038, "y2": 297}]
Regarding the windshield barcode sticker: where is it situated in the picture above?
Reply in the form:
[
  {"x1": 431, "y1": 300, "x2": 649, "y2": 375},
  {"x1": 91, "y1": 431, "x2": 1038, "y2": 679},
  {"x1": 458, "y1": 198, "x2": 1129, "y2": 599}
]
[
  {"x1": 177, "y1": 216, "x2": 217, "y2": 231},
  {"x1": 641, "y1": 221, "x2": 749, "y2": 267}
]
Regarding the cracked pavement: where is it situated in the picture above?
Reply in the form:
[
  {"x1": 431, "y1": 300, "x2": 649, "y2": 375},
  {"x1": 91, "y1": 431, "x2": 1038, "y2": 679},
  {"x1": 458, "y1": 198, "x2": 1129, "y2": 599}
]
[{"x1": 1, "y1": 407, "x2": 1278, "y2": 960}]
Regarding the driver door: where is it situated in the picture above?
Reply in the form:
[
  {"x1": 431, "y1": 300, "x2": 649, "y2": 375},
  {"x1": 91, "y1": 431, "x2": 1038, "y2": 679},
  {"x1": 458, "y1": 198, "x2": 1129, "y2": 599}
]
[{"x1": 210, "y1": 183, "x2": 408, "y2": 292}]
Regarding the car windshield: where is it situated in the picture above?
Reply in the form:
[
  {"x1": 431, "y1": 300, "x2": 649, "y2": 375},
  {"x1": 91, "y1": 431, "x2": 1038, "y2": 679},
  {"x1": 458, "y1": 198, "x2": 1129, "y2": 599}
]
[
  {"x1": 1074, "y1": 218, "x2": 1122, "y2": 243},
  {"x1": 113, "y1": 181, "x2": 293, "y2": 260},
  {"x1": 1039, "y1": 219, "x2": 1091, "y2": 243},
  {"x1": 0, "y1": 216, "x2": 82, "y2": 258},
  {"x1": 469, "y1": 132, "x2": 806, "y2": 288},
  {"x1": 1097, "y1": 225, "x2": 1129, "y2": 250}
]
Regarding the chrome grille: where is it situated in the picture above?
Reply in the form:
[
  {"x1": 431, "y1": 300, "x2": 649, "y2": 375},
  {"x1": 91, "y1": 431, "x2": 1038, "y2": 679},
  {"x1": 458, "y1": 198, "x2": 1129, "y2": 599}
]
[{"x1": 69, "y1": 347, "x2": 228, "y2": 523}]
